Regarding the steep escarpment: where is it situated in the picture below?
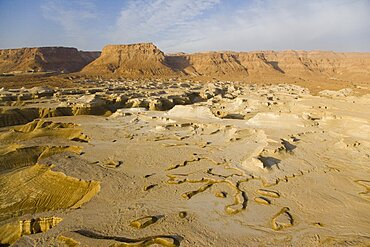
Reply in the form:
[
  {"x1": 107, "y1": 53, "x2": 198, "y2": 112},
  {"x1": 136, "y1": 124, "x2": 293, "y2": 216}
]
[
  {"x1": 2, "y1": 43, "x2": 369, "y2": 87},
  {"x1": 167, "y1": 50, "x2": 370, "y2": 83},
  {"x1": 0, "y1": 47, "x2": 100, "y2": 74},
  {"x1": 81, "y1": 43, "x2": 177, "y2": 77},
  {"x1": 262, "y1": 50, "x2": 370, "y2": 81},
  {"x1": 166, "y1": 52, "x2": 248, "y2": 79},
  {"x1": 82, "y1": 43, "x2": 370, "y2": 84}
]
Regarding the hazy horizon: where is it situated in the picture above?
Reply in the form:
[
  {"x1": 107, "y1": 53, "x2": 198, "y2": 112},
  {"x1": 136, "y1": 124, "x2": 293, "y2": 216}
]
[{"x1": 1, "y1": 0, "x2": 370, "y2": 53}]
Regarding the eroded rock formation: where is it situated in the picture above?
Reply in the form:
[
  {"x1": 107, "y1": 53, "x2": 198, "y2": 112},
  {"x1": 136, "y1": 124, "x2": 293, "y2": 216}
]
[
  {"x1": 81, "y1": 43, "x2": 176, "y2": 77},
  {"x1": 0, "y1": 47, "x2": 100, "y2": 73}
]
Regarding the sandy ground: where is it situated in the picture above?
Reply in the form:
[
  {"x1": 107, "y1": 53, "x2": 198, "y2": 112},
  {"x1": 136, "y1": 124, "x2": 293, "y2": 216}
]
[{"x1": 0, "y1": 82, "x2": 369, "y2": 246}]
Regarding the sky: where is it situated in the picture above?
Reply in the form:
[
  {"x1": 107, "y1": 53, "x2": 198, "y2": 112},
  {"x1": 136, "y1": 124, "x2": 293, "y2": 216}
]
[{"x1": 0, "y1": 0, "x2": 369, "y2": 52}]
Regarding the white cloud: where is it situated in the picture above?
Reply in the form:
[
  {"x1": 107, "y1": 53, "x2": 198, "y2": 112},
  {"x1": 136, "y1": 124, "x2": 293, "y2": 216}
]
[
  {"x1": 112, "y1": 0, "x2": 220, "y2": 45},
  {"x1": 41, "y1": 0, "x2": 99, "y2": 48},
  {"x1": 38, "y1": 0, "x2": 370, "y2": 52},
  {"x1": 112, "y1": 0, "x2": 370, "y2": 52}
]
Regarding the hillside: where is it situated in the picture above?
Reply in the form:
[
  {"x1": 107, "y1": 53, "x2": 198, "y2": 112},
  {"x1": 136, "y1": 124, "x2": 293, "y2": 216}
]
[
  {"x1": 1, "y1": 43, "x2": 370, "y2": 91},
  {"x1": 81, "y1": 43, "x2": 176, "y2": 77},
  {"x1": 0, "y1": 47, "x2": 100, "y2": 74},
  {"x1": 80, "y1": 43, "x2": 370, "y2": 86},
  {"x1": 167, "y1": 50, "x2": 370, "y2": 83}
]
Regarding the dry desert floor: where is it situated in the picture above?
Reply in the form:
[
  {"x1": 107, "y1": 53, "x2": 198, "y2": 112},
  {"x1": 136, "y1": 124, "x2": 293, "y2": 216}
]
[{"x1": 0, "y1": 80, "x2": 369, "y2": 246}]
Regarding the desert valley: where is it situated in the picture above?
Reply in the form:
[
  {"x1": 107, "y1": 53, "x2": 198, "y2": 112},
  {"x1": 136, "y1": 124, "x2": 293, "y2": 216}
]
[{"x1": 0, "y1": 42, "x2": 369, "y2": 246}]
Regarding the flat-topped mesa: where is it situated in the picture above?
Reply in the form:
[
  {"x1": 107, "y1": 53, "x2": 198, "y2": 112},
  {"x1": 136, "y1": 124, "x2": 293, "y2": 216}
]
[
  {"x1": 1, "y1": 43, "x2": 370, "y2": 86},
  {"x1": 81, "y1": 43, "x2": 178, "y2": 77},
  {"x1": 0, "y1": 47, "x2": 100, "y2": 74}
]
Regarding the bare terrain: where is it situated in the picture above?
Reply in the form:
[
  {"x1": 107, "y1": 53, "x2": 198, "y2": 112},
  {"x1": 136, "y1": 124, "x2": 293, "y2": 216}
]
[
  {"x1": 0, "y1": 43, "x2": 369, "y2": 246},
  {"x1": 1, "y1": 43, "x2": 370, "y2": 94}
]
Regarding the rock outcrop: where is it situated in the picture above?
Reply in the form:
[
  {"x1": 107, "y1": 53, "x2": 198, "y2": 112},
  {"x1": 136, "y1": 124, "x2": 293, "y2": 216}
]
[
  {"x1": 166, "y1": 52, "x2": 248, "y2": 79},
  {"x1": 166, "y1": 51, "x2": 286, "y2": 81},
  {"x1": 167, "y1": 50, "x2": 370, "y2": 83},
  {"x1": 81, "y1": 43, "x2": 177, "y2": 77},
  {"x1": 1, "y1": 43, "x2": 370, "y2": 85},
  {"x1": 81, "y1": 43, "x2": 370, "y2": 84},
  {"x1": 262, "y1": 50, "x2": 370, "y2": 81},
  {"x1": 0, "y1": 47, "x2": 100, "y2": 74}
]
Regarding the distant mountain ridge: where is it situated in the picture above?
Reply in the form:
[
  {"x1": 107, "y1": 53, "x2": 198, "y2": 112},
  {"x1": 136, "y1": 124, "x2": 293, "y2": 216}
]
[
  {"x1": 1, "y1": 43, "x2": 370, "y2": 85},
  {"x1": 0, "y1": 47, "x2": 100, "y2": 74},
  {"x1": 82, "y1": 43, "x2": 370, "y2": 84}
]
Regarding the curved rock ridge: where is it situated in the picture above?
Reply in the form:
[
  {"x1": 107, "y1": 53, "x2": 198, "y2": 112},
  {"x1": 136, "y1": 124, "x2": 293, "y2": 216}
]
[
  {"x1": 81, "y1": 43, "x2": 177, "y2": 77},
  {"x1": 0, "y1": 47, "x2": 100, "y2": 73}
]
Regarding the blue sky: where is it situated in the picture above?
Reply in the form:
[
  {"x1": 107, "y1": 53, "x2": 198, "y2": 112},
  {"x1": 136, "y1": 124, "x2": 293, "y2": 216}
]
[{"x1": 0, "y1": 0, "x2": 369, "y2": 52}]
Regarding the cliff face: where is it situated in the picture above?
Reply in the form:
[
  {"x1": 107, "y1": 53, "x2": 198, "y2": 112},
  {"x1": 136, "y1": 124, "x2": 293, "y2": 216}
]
[
  {"x1": 166, "y1": 50, "x2": 370, "y2": 83},
  {"x1": 84, "y1": 43, "x2": 370, "y2": 83},
  {"x1": 166, "y1": 53, "x2": 248, "y2": 79},
  {"x1": 0, "y1": 47, "x2": 100, "y2": 73},
  {"x1": 110, "y1": 45, "x2": 368, "y2": 83},
  {"x1": 81, "y1": 43, "x2": 176, "y2": 77},
  {"x1": 262, "y1": 51, "x2": 370, "y2": 80},
  {"x1": 166, "y1": 52, "x2": 284, "y2": 79},
  {"x1": 2, "y1": 43, "x2": 369, "y2": 85}
]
